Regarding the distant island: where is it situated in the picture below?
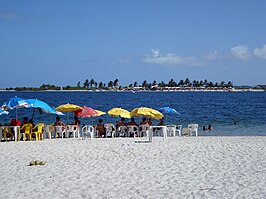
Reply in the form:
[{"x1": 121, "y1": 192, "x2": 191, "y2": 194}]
[{"x1": 1, "y1": 78, "x2": 265, "y2": 92}]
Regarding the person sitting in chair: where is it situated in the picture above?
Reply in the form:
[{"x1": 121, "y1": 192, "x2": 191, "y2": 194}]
[
  {"x1": 54, "y1": 116, "x2": 65, "y2": 126},
  {"x1": 96, "y1": 119, "x2": 105, "y2": 137},
  {"x1": 116, "y1": 117, "x2": 126, "y2": 129},
  {"x1": 126, "y1": 118, "x2": 139, "y2": 126},
  {"x1": 157, "y1": 117, "x2": 165, "y2": 126}
]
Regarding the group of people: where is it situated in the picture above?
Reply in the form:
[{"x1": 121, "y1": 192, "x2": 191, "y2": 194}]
[{"x1": 95, "y1": 117, "x2": 165, "y2": 138}]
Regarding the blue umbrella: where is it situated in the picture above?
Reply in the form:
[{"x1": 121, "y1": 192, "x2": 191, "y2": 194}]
[
  {"x1": 158, "y1": 107, "x2": 180, "y2": 124},
  {"x1": 3, "y1": 97, "x2": 29, "y2": 109},
  {"x1": 0, "y1": 110, "x2": 9, "y2": 116},
  {"x1": 25, "y1": 99, "x2": 63, "y2": 119},
  {"x1": 159, "y1": 107, "x2": 180, "y2": 115},
  {"x1": 26, "y1": 99, "x2": 56, "y2": 114},
  {"x1": 2, "y1": 97, "x2": 29, "y2": 120}
]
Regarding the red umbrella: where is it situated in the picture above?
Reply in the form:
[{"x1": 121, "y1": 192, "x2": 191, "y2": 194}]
[{"x1": 74, "y1": 106, "x2": 98, "y2": 118}]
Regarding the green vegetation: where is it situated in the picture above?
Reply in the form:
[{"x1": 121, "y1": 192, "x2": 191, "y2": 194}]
[{"x1": 0, "y1": 78, "x2": 265, "y2": 91}]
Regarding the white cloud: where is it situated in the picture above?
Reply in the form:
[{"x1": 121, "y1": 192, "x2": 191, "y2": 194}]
[
  {"x1": 143, "y1": 49, "x2": 198, "y2": 65},
  {"x1": 231, "y1": 45, "x2": 250, "y2": 60},
  {"x1": 204, "y1": 50, "x2": 222, "y2": 61},
  {"x1": 254, "y1": 45, "x2": 266, "y2": 59}
]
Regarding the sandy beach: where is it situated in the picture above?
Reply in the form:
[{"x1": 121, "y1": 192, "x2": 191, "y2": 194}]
[{"x1": 0, "y1": 136, "x2": 265, "y2": 199}]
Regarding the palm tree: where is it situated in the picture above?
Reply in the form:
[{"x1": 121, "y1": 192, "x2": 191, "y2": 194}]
[
  {"x1": 98, "y1": 82, "x2": 104, "y2": 89},
  {"x1": 184, "y1": 78, "x2": 190, "y2": 86},
  {"x1": 142, "y1": 80, "x2": 148, "y2": 88},
  {"x1": 89, "y1": 79, "x2": 95, "y2": 88},
  {"x1": 114, "y1": 79, "x2": 119, "y2": 87},
  {"x1": 158, "y1": 81, "x2": 166, "y2": 87},
  {"x1": 108, "y1": 81, "x2": 114, "y2": 88},
  {"x1": 133, "y1": 81, "x2": 138, "y2": 87},
  {"x1": 77, "y1": 81, "x2": 81, "y2": 87},
  {"x1": 84, "y1": 79, "x2": 89, "y2": 88},
  {"x1": 178, "y1": 80, "x2": 184, "y2": 86},
  {"x1": 168, "y1": 79, "x2": 176, "y2": 87},
  {"x1": 152, "y1": 80, "x2": 157, "y2": 86}
]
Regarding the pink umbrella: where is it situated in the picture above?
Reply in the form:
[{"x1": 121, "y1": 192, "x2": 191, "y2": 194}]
[{"x1": 74, "y1": 106, "x2": 98, "y2": 118}]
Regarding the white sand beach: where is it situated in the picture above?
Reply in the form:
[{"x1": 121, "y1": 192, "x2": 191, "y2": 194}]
[{"x1": 0, "y1": 136, "x2": 265, "y2": 199}]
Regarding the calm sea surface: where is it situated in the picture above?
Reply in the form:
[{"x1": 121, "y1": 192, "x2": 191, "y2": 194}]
[{"x1": 0, "y1": 91, "x2": 266, "y2": 136}]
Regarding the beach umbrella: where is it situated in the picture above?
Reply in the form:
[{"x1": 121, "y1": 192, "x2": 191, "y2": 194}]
[
  {"x1": 0, "y1": 110, "x2": 9, "y2": 116},
  {"x1": 74, "y1": 106, "x2": 98, "y2": 118},
  {"x1": 158, "y1": 107, "x2": 180, "y2": 124},
  {"x1": 130, "y1": 107, "x2": 163, "y2": 120},
  {"x1": 25, "y1": 98, "x2": 63, "y2": 119},
  {"x1": 56, "y1": 103, "x2": 82, "y2": 123},
  {"x1": 158, "y1": 107, "x2": 180, "y2": 115},
  {"x1": 2, "y1": 97, "x2": 29, "y2": 121},
  {"x1": 55, "y1": 103, "x2": 82, "y2": 112},
  {"x1": 108, "y1": 108, "x2": 131, "y2": 118},
  {"x1": 95, "y1": 110, "x2": 106, "y2": 116}
]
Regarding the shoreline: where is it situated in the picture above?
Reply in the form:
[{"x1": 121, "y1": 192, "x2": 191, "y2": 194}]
[{"x1": 0, "y1": 89, "x2": 265, "y2": 92}]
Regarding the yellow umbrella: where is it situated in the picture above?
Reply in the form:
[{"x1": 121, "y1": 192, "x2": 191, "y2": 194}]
[
  {"x1": 55, "y1": 103, "x2": 82, "y2": 123},
  {"x1": 55, "y1": 103, "x2": 82, "y2": 112},
  {"x1": 108, "y1": 108, "x2": 131, "y2": 118},
  {"x1": 130, "y1": 107, "x2": 164, "y2": 120},
  {"x1": 95, "y1": 110, "x2": 106, "y2": 116}
]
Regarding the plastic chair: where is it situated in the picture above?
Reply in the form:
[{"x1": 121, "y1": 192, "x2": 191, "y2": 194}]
[
  {"x1": 82, "y1": 125, "x2": 94, "y2": 139},
  {"x1": 66, "y1": 125, "x2": 80, "y2": 138},
  {"x1": 104, "y1": 123, "x2": 116, "y2": 138},
  {"x1": 54, "y1": 125, "x2": 66, "y2": 138},
  {"x1": 44, "y1": 124, "x2": 54, "y2": 139},
  {"x1": 32, "y1": 123, "x2": 45, "y2": 141},
  {"x1": 188, "y1": 124, "x2": 199, "y2": 136},
  {"x1": 166, "y1": 125, "x2": 176, "y2": 137},
  {"x1": 139, "y1": 124, "x2": 150, "y2": 137},
  {"x1": 21, "y1": 123, "x2": 33, "y2": 141},
  {"x1": 127, "y1": 125, "x2": 139, "y2": 137},
  {"x1": 2, "y1": 127, "x2": 13, "y2": 141},
  {"x1": 176, "y1": 125, "x2": 182, "y2": 136},
  {"x1": 117, "y1": 126, "x2": 128, "y2": 137}
]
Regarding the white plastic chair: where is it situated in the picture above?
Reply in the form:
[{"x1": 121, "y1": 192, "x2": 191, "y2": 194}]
[
  {"x1": 104, "y1": 123, "x2": 116, "y2": 138},
  {"x1": 166, "y1": 125, "x2": 176, "y2": 137},
  {"x1": 117, "y1": 126, "x2": 128, "y2": 137},
  {"x1": 188, "y1": 124, "x2": 199, "y2": 136},
  {"x1": 176, "y1": 125, "x2": 182, "y2": 136},
  {"x1": 66, "y1": 125, "x2": 80, "y2": 138},
  {"x1": 139, "y1": 124, "x2": 150, "y2": 137},
  {"x1": 55, "y1": 125, "x2": 66, "y2": 138},
  {"x1": 127, "y1": 125, "x2": 139, "y2": 137},
  {"x1": 43, "y1": 124, "x2": 54, "y2": 139},
  {"x1": 82, "y1": 125, "x2": 94, "y2": 139}
]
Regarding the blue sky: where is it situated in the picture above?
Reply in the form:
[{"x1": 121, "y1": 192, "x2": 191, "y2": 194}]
[{"x1": 1, "y1": 0, "x2": 266, "y2": 87}]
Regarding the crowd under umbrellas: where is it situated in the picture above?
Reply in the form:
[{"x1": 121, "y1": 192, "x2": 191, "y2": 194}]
[
  {"x1": 1, "y1": 96, "x2": 186, "y2": 141},
  {"x1": 0, "y1": 97, "x2": 180, "y2": 127}
]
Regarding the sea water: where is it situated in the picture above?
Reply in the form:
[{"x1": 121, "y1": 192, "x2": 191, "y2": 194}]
[{"x1": 0, "y1": 91, "x2": 265, "y2": 136}]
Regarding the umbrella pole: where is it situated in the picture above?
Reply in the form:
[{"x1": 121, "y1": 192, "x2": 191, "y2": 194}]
[
  {"x1": 16, "y1": 108, "x2": 18, "y2": 122},
  {"x1": 32, "y1": 109, "x2": 35, "y2": 120}
]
